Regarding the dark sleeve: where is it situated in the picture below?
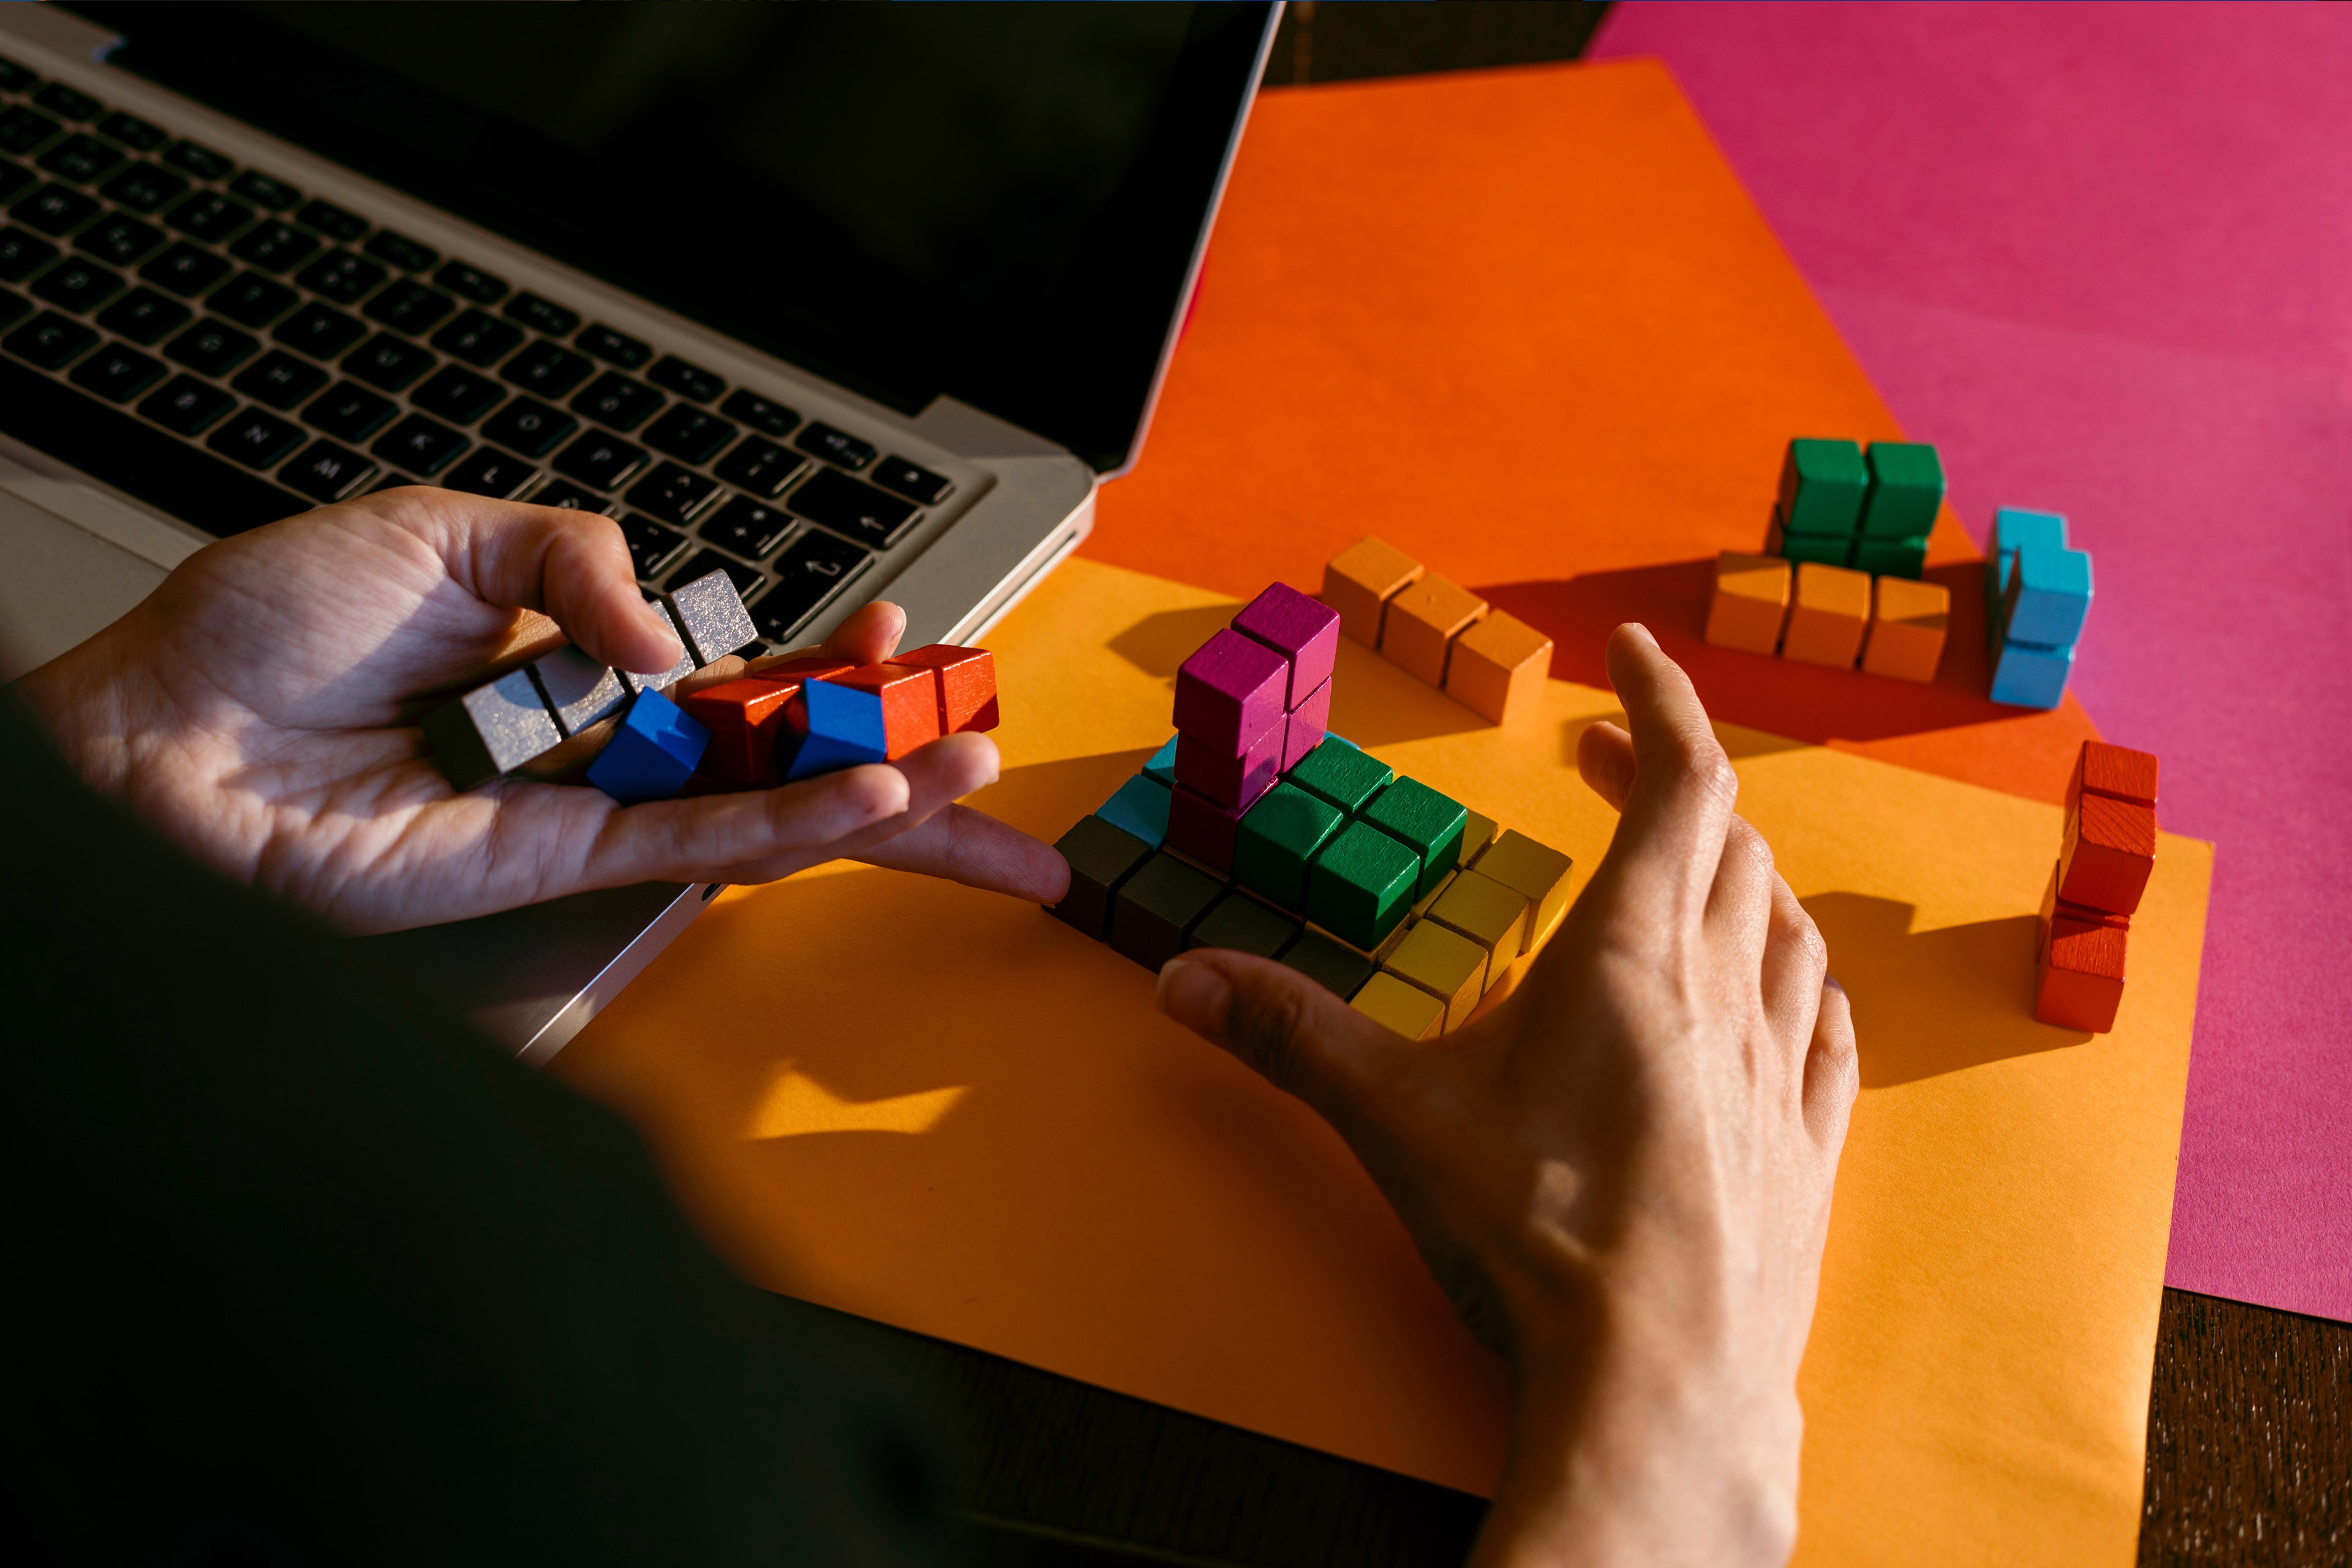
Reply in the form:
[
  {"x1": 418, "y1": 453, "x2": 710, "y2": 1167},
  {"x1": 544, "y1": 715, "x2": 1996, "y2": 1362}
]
[{"x1": 0, "y1": 693, "x2": 965, "y2": 1567}]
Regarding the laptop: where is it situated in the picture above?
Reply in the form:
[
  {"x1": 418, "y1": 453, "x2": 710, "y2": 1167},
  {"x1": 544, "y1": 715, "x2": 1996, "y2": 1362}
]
[{"x1": 0, "y1": 1, "x2": 1278, "y2": 1059}]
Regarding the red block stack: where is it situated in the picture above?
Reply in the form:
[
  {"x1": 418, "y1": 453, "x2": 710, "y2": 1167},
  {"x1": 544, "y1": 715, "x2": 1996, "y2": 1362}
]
[{"x1": 2034, "y1": 740, "x2": 2158, "y2": 1033}]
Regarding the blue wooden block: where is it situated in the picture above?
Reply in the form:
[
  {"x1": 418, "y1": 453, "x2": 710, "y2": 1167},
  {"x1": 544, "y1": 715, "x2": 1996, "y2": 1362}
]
[
  {"x1": 1142, "y1": 735, "x2": 1179, "y2": 786},
  {"x1": 1098, "y1": 772, "x2": 1172, "y2": 848},
  {"x1": 2003, "y1": 543, "x2": 2093, "y2": 648},
  {"x1": 586, "y1": 689, "x2": 710, "y2": 805},
  {"x1": 1987, "y1": 508, "x2": 2070, "y2": 648},
  {"x1": 785, "y1": 679, "x2": 888, "y2": 780},
  {"x1": 1989, "y1": 638, "x2": 2075, "y2": 709}
]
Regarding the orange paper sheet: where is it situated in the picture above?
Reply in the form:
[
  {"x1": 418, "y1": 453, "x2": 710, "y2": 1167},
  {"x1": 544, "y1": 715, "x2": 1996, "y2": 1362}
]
[{"x1": 558, "y1": 557, "x2": 2210, "y2": 1566}]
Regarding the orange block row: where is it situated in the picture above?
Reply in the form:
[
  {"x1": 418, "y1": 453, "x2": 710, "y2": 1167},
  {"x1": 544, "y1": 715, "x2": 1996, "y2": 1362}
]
[
  {"x1": 1319, "y1": 536, "x2": 1554, "y2": 724},
  {"x1": 1703, "y1": 553, "x2": 1949, "y2": 682},
  {"x1": 2032, "y1": 739, "x2": 2160, "y2": 1033},
  {"x1": 681, "y1": 643, "x2": 998, "y2": 788}
]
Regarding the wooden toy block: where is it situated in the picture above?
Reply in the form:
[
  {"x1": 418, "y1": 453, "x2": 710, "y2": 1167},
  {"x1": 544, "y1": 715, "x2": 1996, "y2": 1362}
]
[
  {"x1": 1097, "y1": 773, "x2": 1173, "y2": 850},
  {"x1": 681, "y1": 675, "x2": 804, "y2": 785},
  {"x1": 2058, "y1": 793, "x2": 2157, "y2": 914},
  {"x1": 1411, "y1": 867, "x2": 1457, "y2": 922},
  {"x1": 1704, "y1": 551, "x2": 1792, "y2": 656},
  {"x1": 1175, "y1": 720, "x2": 1283, "y2": 810},
  {"x1": 820, "y1": 663, "x2": 943, "y2": 760},
  {"x1": 422, "y1": 668, "x2": 564, "y2": 791},
  {"x1": 1187, "y1": 889, "x2": 1302, "y2": 960},
  {"x1": 1427, "y1": 867, "x2": 1531, "y2": 990},
  {"x1": 1860, "y1": 576, "x2": 1950, "y2": 683},
  {"x1": 1384, "y1": 919, "x2": 1488, "y2": 1031},
  {"x1": 1233, "y1": 581, "x2": 1341, "y2": 707},
  {"x1": 620, "y1": 598, "x2": 698, "y2": 694},
  {"x1": 1166, "y1": 783, "x2": 1250, "y2": 876},
  {"x1": 754, "y1": 653, "x2": 857, "y2": 682},
  {"x1": 1282, "y1": 677, "x2": 1332, "y2": 772},
  {"x1": 1321, "y1": 536, "x2": 1424, "y2": 647},
  {"x1": 1174, "y1": 628, "x2": 1288, "y2": 754},
  {"x1": 1989, "y1": 638, "x2": 2073, "y2": 709},
  {"x1": 1766, "y1": 508, "x2": 1855, "y2": 568},
  {"x1": 1361, "y1": 775, "x2": 1468, "y2": 897},
  {"x1": 1474, "y1": 830, "x2": 1573, "y2": 953},
  {"x1": 889, "y1": 643, "x2": 998, "y2": 733},
  {"x1": 1142, "y1": 734, "x2": 1179, "y2": 786},
  {"x1": 2071, "y1": 740, "x2": 2158, "y2": 810},
  {"x1": 1851, "y1": 535, "x2": 1928, "y2": 580},
  {"x1": 1351, "y1": 971, "x2": 1446, "y2": 1041},
  {"x1": 1444, "y1": 609, "x2": 1553, "y2": 725},
  {"x1": 2040, "y1": 857, "x2": 2129, "y2": 932},
  {"x1": 1306, "y1": 820, "x2": 1420, "y2": 951},
  {"x1": 1234, "y1": 781, "x2": 1346, "y2": 910},
  {"x1": 1459, "y1": 809, "x2": 1498, "y2": 867},
  {"x1": 2034, "y1": 913, "x2": 2128, "y2": 1033},
  {"x1": 1287, "y1": 736, "x2": 1392, "y2": 816},
  {"x1": 1860, "y1": 441, "x2": 1944, "y2": 538},
  {"x1": 585, "y1": 688, "x2": 710, "y2": 805},
  {"x1": 784, "y1": 678, "x2": 889, "y2": 778},
  {"x1": 1781, "y1": 561, "x2": 1871, "y2": 669},
  {"x1": 2002, "y1": 542, "x2": 2093, "y2": 648},
  {"x1": 1046, "y1": 815, "x2": 1153, "y2": 939},
  {"x1": 1280, "y1": 928, "x2": 1376, "y2": 1000},
  {"x1": 662, "y1": 568, "x2": 759, "y2": 666},
  {"x1": 1989, "y1": 508, "x2": 2069, "y2": 650},
  {"x1": 1110, "y1": 852, "x2": 1226, "y2": 973},
  {"x1": 1777, "y1": 437, "x2": 1869, "y2": 536},
  {"x1": 529, "y1": 645, "x2": 629, "y2": 738},
  {"x1": 1379, "y1": 574, "x2": 1487, "y2": 689}
]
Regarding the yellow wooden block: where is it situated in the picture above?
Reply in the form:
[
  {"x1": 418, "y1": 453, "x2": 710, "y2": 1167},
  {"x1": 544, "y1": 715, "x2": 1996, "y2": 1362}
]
[
  {"x1": 1861, "y1": 575, "x2": 1950, "y2": 683},
  {"x1": 1350, "y1": 971, "x2": 1446, "y2": 1040},
  {"x1": 1459, "y1": 809, "x2": 1498, "y2": 867},
  {"x1": 1425, "y1": 869, "x2": 1530, "y2": 990},
  {"x1": 1443, "y1": 609, "x2": 1553, "y2": 725},
  {"x1": 1382, "y1": 919, "x2": 1487, "y2": 1031},
  {"x1": 1474, "y1": 829, "x2": 1572, "y2": 954},
  {"x1": 1380, "y1": 574, "x2": 1487, "y2": 688},
  {"x1": 1781, "y1": 561, "x2": 1871, "y2": 669},
  {"x1": 1320, "y1": 537, "x2": 1423, "y2": 648},
  {"x1": 1704, "y1": 550, "x2": 1792, "y2": 655}
]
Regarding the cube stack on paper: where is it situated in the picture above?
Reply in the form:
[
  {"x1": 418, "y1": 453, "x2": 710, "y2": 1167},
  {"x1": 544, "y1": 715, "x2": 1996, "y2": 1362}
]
[
  {"x1": 1317, "y1": 537, "x2": 1554, "y2": 724},
  {"x1": 2034, "y1": 739, "x2": 2159, "y2": 1033},
  {"x1": 1985, "y1": 507, "x2": 2094, "y2": 710},
  {"x1": 1769, "y1": 436, "x2": 1940, "y2": 580}
]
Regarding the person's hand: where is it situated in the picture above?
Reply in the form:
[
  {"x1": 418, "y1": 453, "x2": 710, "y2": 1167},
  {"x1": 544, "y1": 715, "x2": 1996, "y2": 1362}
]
[
  {"x1": 1153, "y1": 624, "x2": 1856, "y2": 1568},
  {"x1": 13, "y1": 488, "x2": 1069, "y2": 933}
]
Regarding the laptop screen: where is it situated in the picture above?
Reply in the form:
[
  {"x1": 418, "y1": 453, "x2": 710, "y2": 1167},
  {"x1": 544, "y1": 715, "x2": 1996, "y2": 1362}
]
[{"x1": 71, "y1": 2, "x2": 1275, "y2": 474}]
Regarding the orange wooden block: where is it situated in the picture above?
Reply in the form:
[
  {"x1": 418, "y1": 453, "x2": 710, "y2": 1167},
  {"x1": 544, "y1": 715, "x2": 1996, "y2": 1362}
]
[
  {"x1": 1320, "y1": 537, "x2": 1424, "y2": 647},
  {"x1": 821, "y1": 662, "x2": 943, "y2": 760},
  {"x1": 2070, "y1": 740, "x2": 2159, "y2": 810},
  {"x1": 1380, "y1": 573, "x2": 1487, "y2": 688},
  {"x1": 1860, "y1": 575, "x2": 1950, "y2": 683},
  {"x1": 2057, "y1": 793, "x2": 2157, "y2": 915},
  {"x1": 1703, "y1": 551, "x2": 1791, "y2": 655},
  {"x1": 891, "y1": 643, "x2": 999, "y2": 733},
  {"x1": 681, "y1": 676, "x2": 805, "y2": 786},
  {"x1": 1443, "y1": 609, "x2": 1552, "y2": 723},
  {"x1": 1779, "y1": 561, "x2": 1871, "y2": 669},
  {"x1": 2035, "y1": 910, "x2": 2128, "y2": 1033}
]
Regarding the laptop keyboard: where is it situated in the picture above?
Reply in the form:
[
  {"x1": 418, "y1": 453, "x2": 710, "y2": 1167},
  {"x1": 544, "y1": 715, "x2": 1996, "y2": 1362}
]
[{"x1": 0, "y1": 54, "x2": 959, "y2": 647}]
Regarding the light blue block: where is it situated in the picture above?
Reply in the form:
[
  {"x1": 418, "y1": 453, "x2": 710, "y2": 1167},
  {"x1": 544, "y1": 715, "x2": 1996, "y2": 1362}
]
[
  {"x1": 1988, "y1": 508, "x2": 2070, "y2": 649},
  {"x1": 1142, "y1": 735, "x2": 1179, "y2": 786},
  {"x1": 1098, "y1": 772, "x2": 1172, "y2": 848},
  {"x1": 586, "y1": 689, "x2": 710, "y2": 805},
  {"x1": 2002, "y1": 543, "x2": 2093, "y2": 647},
  {"x1": 1324, "y1": 734, "x2": 1361, "y2": 750},
  {"x1": 786, "y1": 679, "x2": 888, "y2": 779},
  {"x1": 1989, "y1": 638, "x2": 2075, "y2": 709}
]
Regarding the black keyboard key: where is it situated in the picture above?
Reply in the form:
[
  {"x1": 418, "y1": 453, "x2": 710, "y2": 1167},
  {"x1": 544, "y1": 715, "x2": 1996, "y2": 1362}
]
[
  {"x1": 36, "y1": 133, "x2": 121, "y2": 184},
  {"x1": 166, "y1": 192, "x2": 255, "y2": 244},
  {"x1": 208, "y1": 271, "x2": 298, "y2": 328},
  {"x1": 0, "y1": 224, "x2": 56, "y2": 282},
  {"x1": 228, "y1": 170, "x2": 300, "y2": 211},
  {"x1": 96, "y1": 111, "x2": 167, "y2": 153},
  {"x1": 362, "y1": 280, "x2": 454, "y2": 334},
  {"x1": 711, "y1": 436, "x2": 805, "y2": 499},
  {"x1": 647, "y1": 355, "x2": 723, "y2": 402},
  {"x1": 529, "y1": 478, "x2": 618, "y2": 517},
  {"x1": 228, "y1": 219, "x2": 317, "y2": 273},
  {"x1": 363, "y1": 228, "x2": 435, "y2": 271},
  {"x1": 700, "y1": 494, "x2": 795, "y2": 558},
  {"x1": 293, "y1": 249, "x2": 385, "y2": 304},
  {"x1": 342, "y1": 331, "x2": 435, "y2": 392},
  {"x1": 786, "y1": 466, "x2": 919, "y2": 548},
  {"x1": 429, "y1": 308, "x2": 522, "y2": 367},
  {"x1": 0, "y1": 56, "x2": 36, "y2": 94},
  {"x1": 620, "y1": 513, "x2": 688, "y2": 578},
  {"x1": 568, "y1": 370, "x2": 661, "y2": 432},
  {"x1": 66, "y1": 342, "x2": 164, "y2": 402},
  {"x1": 500, "y1": 338, "x2": 593, "y2": 398},
  {"x1": 272, "y1": 300, "x2": 365, "y2": 360},
  {"x1": 96, "y1": 287, "x2": 190, "y2": 345},
  {"x1": 753, "y1": 529, "x2": 870, "y2": 641},
  {"x1": 478, "y1": 394, "x2": 575, "y2": 458},
  {"x1": 29, "y1": 257, "x2": 121, "y2": 314},
  {"x1": 75, "y1": 213, "x2": 164, "y2": 266},
  {"x1": 434, "y1": 259, "x2": 505, "y2": 303},
  {"x1": 410, "y1": 363, "x2": 503, "y2": 423},
  {"x1": 643, "y1": 403, "x2": 736, "y2": 465},
  {"x1": 279, "y1": 439, "x2": 376, "y2": 503},
  {"x1": 32, "y1": 83, "x2": 100, "y2": 123},
  {"x1": 0, "y1": 285, "x2": 27, "y2": 332},
  {"x1": 551, "y1": 429, "x2": 646, "y2": 490},
  {"x1": 371, "y1": 412, "x2": 469, "y2": 477},
  {"x1": 666, "y1": 548, "x2": 763, "y2": 601},
  {"x1": 162, "y1": 140, "x2": 233, "y2": 181},
  {"x1": 303, "y1": 381, "x2": 397, "y2": 442},
  {"x1": 439, "y1": 447, "x2": 536, "y2": 500},
  {"x1": 0, "y1": 106, "x2": 59, "y2": 157},
  {"x1": 295, "y1": 198, "x2": 367, "y2": 244},
  {"x1": 100, "y1": 162, "x2": 187, "y2": 214},
  {"x1": 207, "y1": 408, "x2": 306, "y2": 469},
  {"x1": 0, "y1": 158, "x2": 31, "y2": 204},
  {"x1": 873, "y1": 456, "x2": 952, "y2": 505},
  {"x1": 141, "y1": 375, "x2": 236, "y2": 435},
  {"x1": 578, "y1": 323, "x2": 649, "y2": 368},
  {"x1": 624, "y1": 461, "x2": 720, "y2": 527},
  {"x1": 795, "y1": 420, "x2": 876, "y2": 470},
  {"x1": 165, "y1": 318, "x2": 259, "y2": 377},
  {"x1": 230, "y1": 349, "x2": 328, "y2": 410},
  {"x1": 138, "y1": 241, "x2": 230, "y2": 297},
  {"x1": 13, "y1": 182, "x2": 97, "y2": 237},
  {"x1": 503, "y1": 291, "x2": 578, "y2": 336}
]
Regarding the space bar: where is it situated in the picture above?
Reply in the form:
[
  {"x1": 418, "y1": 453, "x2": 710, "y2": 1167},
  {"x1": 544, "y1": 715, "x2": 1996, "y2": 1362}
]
[{"x1": 0, "y1": 355, "x2": 302, "y2": 540}]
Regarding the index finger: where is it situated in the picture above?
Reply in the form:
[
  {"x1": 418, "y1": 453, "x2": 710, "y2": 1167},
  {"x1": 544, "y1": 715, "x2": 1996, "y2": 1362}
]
[{"x1": 1594, "y1": 622, "x2": 1739, "y2": 914}]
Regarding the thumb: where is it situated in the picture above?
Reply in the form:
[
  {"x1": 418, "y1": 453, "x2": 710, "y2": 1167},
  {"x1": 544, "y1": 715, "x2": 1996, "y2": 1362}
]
[{"x1": 1156, "y1": 949, "x2": 1401, "y2": 1132}]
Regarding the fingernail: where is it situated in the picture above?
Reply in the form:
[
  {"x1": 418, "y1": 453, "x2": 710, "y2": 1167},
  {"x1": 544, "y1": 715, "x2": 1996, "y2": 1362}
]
[
  {"x1": 1824, "y1": 974, "x2": 1845, "y2": 993},
  {"x1": 1155, "y1": 957, "x2": 1231, "y2": 1036}
]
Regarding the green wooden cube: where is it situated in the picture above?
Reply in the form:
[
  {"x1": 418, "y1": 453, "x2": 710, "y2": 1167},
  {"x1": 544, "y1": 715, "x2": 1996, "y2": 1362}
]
[
  {"x1": 1280, "y1": 928, "x2": 1376, "y2": 1000},
  {"x1": 1777, "y1": 438, "x2": 1868, "y2": 537},
  {"x1": 1109, "y1": 853, "x2": 1224, "y2": 972},
  {"x1": 1286, "y1": 737, "x2": 1392, "y2": 816},
  {"x1": 1360, "y1": 775, "x2": 1468, "y2": 897},
  {"x1": 1307, "y1": 821, "x2": 1419, "y2": 950},
  {"x1": 1852, "y1": 535, "x2": 1928, "y2": 580},
  {"x1": 1188, "y1": 889, "x2": 1302, "y2": 959},
  {"x1": 1861, "y1": 442, "x2": 1944, "y2": 538},
  {"x1": 1234, "y1": 782, "x2": 1345, "y2": 911}
]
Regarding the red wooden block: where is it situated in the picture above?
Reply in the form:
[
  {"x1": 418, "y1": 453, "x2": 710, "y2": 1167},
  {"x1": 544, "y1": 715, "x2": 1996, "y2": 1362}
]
[
  {"x1": 1166, "y1": 783, "x2": 1248, "y2": 876},
  {"x1": 2034, "y1": 911, "x2": 2128, "y2": 1033},
  {"x1": 822, "y1": 663, "x2": 943, "y2": 760},
  {"x1": 2057, "y1": 793, "x2": 2157, "y2": 914},
  {"x1": 892, "y1": 643, "x2": 999, "y2": 733},
  {"x1": 2040, "y1": 857, "x2": 2129, "y2": 932},
  {"x1": 682, "y1": 676, "x2": 804, "y2": 786},
  {"x1": 762, "y1": 655, "x2": 856, "y2": 682},
  {"x1": 2068, "y1": 739, "x2": 2159, "y2": 810}
]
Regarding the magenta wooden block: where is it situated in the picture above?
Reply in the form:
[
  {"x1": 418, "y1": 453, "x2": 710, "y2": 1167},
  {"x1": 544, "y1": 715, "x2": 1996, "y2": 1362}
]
[
  {"x1": 1175, "y1": 716, "x2": 1283, "y2": 809},
  {"x1": 1282, "y1": 677, "x2": 1332, "y2": 771},
  {"x1": 1166, "y1": 782, "x2": 1248, "y2": 875},
  {"x1": 1173, "y1": 628, "x2": 1288, "y2": 753},
  {"x1": 1233, "y1": 582, "x2": 1341, "y2": 707}
]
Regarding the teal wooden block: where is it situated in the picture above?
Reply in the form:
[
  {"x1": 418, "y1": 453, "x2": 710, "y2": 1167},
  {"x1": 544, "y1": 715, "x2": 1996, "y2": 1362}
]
[
  {"x1": 1988, "y1": 508, "x2": 2070, "y2": 648},
  {"x1": 1777, "y1": 438, "x2": 1867, "y2": 537},
  {"x1": 1360, "y1": 775, "x2": 1468, "y2": 897},
  {"x1": 2002, "y1": 543, "x2": 2093, "y2": 647},
  {"x1": 1234, "y1": 781, "x2": 1345, "y2": 910},
  {"x1": 1989, "y1": 638, "x2": 2074, "y2": 709},
  {"x1": 1188, "y1": 890, "x2": 1302, "y2": 959},
  {"x1": 1097, "y1": 772, "x2": 1172, "y2": 848},
  {"x1": 1306, "y1": 821, "x2": 1419, "y2": 950},
  {"x1": 1142, "y1": 734, "x2": 1179, "y2": 786},
  {"x1": 1852, "y1": 535, "x2": 1928, "y2": 579},
  {"x1": 1280, "y1": 929, "x2": 1375, "y2": 1000},
  {"x1": 1861, "y1": 442, "x2": 1944, "y2": 538},
  {"x1": 1286, "y1": 736, "x2": 1391, "y2": 816}
]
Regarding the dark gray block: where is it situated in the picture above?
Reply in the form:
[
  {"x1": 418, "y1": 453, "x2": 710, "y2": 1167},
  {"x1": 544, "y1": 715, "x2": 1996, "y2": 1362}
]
[
  {"x1": 421, "y1": 668, "x2": 562, "y2": 790},
  {"x1": 663, "y1": 569, "x2": 758, "y2": 666},
  {"x1": 1280, "y1": 929, "x2": 1375, "y2": 1001},
  {"x1": 1046, "y1": 815, "x2": 1153, "y2": 940},
  {"x1": 620, "y1": 598, "x2": 697, "y2": 695},
  {"x1": 1187, "y1": 890, "x2": 1301, "y2": 959},
  {"x1": 1110, "y1": 853, "x2": 1224, "y2": 972},
  {"x1": 529, "y1": 644, "x2": 628, "y2": 737}
]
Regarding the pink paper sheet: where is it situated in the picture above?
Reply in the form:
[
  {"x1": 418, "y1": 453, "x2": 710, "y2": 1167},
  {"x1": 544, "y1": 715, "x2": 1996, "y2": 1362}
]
[{"x1": 1591, "y1": 2, "x2": 2352, "y2": 1321}]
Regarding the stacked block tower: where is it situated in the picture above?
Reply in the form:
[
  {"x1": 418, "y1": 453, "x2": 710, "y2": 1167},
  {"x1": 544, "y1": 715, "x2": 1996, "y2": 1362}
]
[
  {"x1": 2034, "y1": 739, "x2": 2158, "y2": 1033},
  {"x1": 1771, "y1": 437, "x2": 1941, "y2": 579},
  {"x1": 1985, "y1": 507, "x2": 2094, "y2": 710},
  {"x1": 1050, "y1": 582, "x2": 1574, "y2": 1041}
]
